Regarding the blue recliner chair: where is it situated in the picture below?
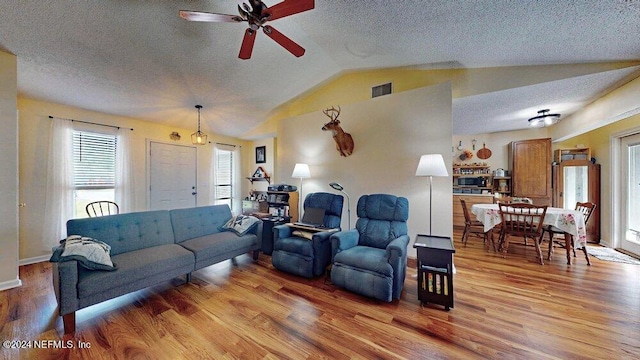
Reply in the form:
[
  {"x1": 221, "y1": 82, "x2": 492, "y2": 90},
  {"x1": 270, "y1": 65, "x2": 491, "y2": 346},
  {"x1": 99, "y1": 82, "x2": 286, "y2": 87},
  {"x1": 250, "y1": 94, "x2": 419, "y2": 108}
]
[
  {"x1": 330, "y1": 194, "x2": 409, "y2": 302},
  {"x1": 272, "y1": 192, "x2": 344, "y2": 278}
]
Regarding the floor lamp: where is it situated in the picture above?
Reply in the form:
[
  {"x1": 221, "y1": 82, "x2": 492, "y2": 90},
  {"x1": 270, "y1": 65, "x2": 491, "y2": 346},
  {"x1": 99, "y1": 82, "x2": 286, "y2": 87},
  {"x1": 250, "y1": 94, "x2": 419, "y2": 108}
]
[
  {"x1": 329, "y1": 182, "x2": 350, "y2": 229},
  {"x1": 291, "y1": 163, "x2": 310, "y2": 221},
  {"x1": 416, "y1": 154, "x2": 449, "y2": 236}
]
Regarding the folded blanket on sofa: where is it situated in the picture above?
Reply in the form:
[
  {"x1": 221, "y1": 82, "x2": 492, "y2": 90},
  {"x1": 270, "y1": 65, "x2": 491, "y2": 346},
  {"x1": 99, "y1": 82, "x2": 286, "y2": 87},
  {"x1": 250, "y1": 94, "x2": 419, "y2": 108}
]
[
  {"x1": 219, "y1": 215, "x2": 260, "y2": 236},
  {"x1": 50, "y1": 235, "x2": 117, "y2": 271}
]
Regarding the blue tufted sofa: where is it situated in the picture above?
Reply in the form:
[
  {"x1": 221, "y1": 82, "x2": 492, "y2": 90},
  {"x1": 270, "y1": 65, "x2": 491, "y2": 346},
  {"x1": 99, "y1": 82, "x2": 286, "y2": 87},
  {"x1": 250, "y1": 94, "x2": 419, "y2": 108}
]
[{"x1": 52, "y1": 204, "x2": 262, "y2": 333}]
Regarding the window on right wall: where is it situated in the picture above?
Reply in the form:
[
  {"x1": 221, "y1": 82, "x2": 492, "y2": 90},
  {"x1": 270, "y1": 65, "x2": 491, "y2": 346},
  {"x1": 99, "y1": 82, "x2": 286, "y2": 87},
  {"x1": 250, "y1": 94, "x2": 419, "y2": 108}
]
[{"x1": 214, "y1": 146, "x2": 233, "y2": 210}]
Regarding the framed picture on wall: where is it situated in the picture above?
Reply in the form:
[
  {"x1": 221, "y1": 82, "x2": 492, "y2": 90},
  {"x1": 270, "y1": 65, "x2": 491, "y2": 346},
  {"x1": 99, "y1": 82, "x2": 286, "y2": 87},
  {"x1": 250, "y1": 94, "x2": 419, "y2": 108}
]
[{"x1": 255, "y1": 146, "x2": 266, "y2": 163}]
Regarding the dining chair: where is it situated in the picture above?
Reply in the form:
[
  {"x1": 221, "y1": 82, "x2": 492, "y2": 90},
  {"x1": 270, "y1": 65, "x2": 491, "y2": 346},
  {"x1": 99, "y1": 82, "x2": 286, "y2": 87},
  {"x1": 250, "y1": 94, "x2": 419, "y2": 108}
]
[
  {"x1": 460, "y1": 199, "x2": 496, "y2": 251},
  {"x1": 86, "y1": 201, "x2": 120, "y2": 217},
  {"x1": 541, "y1": 201, "x2": 594, "y2": 265},
  {"x1": 494, "y1": 197, "x2": 533, "y2": 247},
  {"x1": 498, "y1": 203, "x2": 548, "y2": 264}
]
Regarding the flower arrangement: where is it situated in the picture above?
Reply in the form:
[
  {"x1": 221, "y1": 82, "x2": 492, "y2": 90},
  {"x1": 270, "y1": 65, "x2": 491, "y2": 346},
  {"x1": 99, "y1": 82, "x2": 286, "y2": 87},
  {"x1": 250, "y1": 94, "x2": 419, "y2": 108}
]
[{"x1": 459, "y1": 149, "x2": 474, "y2": 160}]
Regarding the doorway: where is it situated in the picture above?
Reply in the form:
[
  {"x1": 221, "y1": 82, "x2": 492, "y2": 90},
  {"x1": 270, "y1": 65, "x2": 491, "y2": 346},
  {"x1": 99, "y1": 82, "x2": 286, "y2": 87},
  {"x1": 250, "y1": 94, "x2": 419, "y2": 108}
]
[
  {"x1": 620, "y1": 132, "x2": 640, "y2": 256},
  {"x1": 148, "y1": 141, "x2": 197, "y2": 210}
]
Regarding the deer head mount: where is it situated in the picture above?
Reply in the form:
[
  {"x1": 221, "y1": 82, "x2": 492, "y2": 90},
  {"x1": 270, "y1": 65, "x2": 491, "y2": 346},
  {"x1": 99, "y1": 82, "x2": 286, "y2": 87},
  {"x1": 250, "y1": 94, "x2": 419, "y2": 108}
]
[{"x1": 322, "y1": 105, "x2": 354, "y2": 157}]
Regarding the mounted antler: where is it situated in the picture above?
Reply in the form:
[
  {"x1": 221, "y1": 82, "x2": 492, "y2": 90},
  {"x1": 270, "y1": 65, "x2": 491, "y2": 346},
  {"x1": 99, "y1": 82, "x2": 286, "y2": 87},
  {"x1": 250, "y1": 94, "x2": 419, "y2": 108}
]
[
  {"x1": 322, "y1": 105, "x2": 354, "y2": 157},
  {"x1": 322, "y1": 106, "x2": 341, "y2": 122}
]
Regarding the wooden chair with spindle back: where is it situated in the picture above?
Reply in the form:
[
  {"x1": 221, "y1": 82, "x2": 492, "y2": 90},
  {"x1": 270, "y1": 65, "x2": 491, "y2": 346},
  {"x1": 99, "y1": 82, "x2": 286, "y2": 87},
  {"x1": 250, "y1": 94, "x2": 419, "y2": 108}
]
[
  {"x1": 541, "y1": 201, "x2": 594, "y2": 265},
  {"x1": 86, "y1": 201, "x2": 120, "y2": 217},
  {"x1": 498, "y1": 203, "x2": 548, "y2": 264},
  {"x1": 460, "y1": 199, "x2": 496, "y2": 251}
]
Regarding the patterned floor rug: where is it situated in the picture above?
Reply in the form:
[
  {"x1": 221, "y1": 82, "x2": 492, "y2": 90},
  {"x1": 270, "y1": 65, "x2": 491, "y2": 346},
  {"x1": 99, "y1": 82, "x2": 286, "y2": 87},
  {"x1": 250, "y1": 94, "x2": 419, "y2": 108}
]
[{"x1": 587, "y1": 247, "x2": 640, "y2": 265}]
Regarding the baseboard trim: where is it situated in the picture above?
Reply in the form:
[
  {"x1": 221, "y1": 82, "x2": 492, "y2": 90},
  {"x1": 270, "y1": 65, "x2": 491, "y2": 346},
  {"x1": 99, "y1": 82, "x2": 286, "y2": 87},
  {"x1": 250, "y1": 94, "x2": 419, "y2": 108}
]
[
  {"x1": 407, "y1": 256, "x2": 417, "y2": 269},
  {"x1": 0, "y1": 279, "x2": 22, "y2": 291},
  {"x1": 19, "y1": 255, "x2": 50, "y2": 266}
]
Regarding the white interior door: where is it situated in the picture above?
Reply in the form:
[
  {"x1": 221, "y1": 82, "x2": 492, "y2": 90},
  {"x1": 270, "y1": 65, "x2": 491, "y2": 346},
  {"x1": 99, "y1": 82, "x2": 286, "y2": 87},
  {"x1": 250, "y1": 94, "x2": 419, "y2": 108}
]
[
  {"x1": 620, "y1": 133, "x2": 640, "y2": 256},
  {"x1": 149, "y1": 142, "x2": 197, "y2": 210}
]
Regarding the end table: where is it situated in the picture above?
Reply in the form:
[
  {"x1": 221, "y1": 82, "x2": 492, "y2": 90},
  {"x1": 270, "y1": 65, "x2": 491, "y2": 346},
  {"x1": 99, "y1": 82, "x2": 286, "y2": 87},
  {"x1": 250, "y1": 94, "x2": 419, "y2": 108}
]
[{"x1": 413, "y1": 234, "x2": 455, "y2": 311}]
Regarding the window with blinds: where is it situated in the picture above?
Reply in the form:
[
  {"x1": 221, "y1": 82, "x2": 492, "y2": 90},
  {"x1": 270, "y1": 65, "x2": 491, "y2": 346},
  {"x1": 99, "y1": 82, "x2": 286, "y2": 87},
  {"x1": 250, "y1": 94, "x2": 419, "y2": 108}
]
[
  {"x1": 73, "y1": 131, "x2": 117, "y2": 189},
  {"x1": 215, "y1": 148, "x2": 233, "y2": 209}
]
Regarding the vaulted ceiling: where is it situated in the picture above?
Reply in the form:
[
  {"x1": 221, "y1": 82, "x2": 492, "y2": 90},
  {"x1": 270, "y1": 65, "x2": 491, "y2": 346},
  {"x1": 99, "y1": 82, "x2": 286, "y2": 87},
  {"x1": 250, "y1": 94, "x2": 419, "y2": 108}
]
[{"x1": 1, "y1": 1, "x2": 639, "y2": 137}]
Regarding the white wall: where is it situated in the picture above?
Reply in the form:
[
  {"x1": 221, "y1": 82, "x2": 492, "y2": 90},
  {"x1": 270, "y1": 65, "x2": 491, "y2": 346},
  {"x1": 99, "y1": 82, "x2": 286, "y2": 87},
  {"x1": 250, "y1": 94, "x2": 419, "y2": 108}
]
[
  {"x1": 277, "y1": 83, "x2": 453, "y2": 257},
  {"x1": 18, "y1": 97, "x2": 250, "y2": 261},
  {"x1": 0, "y1": 51, "x2": 20, "y2": 290}
]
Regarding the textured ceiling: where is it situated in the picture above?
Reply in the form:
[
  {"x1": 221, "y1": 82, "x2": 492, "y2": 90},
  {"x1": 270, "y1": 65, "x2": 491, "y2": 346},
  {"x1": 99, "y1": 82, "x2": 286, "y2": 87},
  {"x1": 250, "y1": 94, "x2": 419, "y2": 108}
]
[
  {"x1": 1, "y1": 1, "x2": 639, "y2": 137},
  {"x1": 453, "y1": 66, "x2": 640, "y2": 135}
]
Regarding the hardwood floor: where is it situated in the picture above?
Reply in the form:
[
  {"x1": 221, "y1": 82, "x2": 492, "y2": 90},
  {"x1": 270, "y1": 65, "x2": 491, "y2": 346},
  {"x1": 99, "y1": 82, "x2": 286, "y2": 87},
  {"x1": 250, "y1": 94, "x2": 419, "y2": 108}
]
[{"x1": 2, "y1": 230, "x2": 639, "y2": 359}]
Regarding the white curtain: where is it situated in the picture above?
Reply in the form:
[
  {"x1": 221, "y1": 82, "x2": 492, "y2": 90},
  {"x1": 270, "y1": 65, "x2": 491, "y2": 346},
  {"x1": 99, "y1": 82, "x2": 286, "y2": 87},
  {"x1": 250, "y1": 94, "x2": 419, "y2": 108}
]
[
  {"x1": 212, "y1": 143, "x2": 242, "y2": 214},
  {"x1": 231, "y1": 145, "x2": 242, "y2": 214},
  {"x1": 115, "y1": 128, "x2": 135, "y2": 213},
  {"x1": 41, "y1": 118, "x2": 74, "y2": 251}
]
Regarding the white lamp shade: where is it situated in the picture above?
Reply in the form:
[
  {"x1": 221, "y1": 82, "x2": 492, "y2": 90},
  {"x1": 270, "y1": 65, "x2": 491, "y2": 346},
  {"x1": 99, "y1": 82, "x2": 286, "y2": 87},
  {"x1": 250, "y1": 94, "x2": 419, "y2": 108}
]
[
  {"x1": 415, "y1": 154, "x2": 448, "y2": 177},
  {"x1": 292, "y1": 163, "x2": 310, "y2": 178}
]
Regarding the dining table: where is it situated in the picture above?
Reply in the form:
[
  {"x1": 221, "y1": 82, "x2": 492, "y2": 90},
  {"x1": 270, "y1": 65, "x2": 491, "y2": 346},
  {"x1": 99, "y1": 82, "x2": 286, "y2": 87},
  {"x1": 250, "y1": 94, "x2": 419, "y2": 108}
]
[{"x1": 470, "y1": 203, "x2": 589, "y2": 265}]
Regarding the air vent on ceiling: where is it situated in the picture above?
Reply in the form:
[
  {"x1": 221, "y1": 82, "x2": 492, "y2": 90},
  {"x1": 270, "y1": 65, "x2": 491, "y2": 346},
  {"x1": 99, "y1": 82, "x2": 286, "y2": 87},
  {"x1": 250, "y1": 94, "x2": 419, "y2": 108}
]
[{"x1": 371, "y1": 82, "x2": 392, "y2": 98}]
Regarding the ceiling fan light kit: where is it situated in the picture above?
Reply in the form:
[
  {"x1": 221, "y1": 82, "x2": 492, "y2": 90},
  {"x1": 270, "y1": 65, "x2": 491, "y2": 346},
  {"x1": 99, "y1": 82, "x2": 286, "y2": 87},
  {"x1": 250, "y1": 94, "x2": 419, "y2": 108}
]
[
  {"x1": 180, "y1": 0, "x2": 314, "y2": 60},
  {"x1": 191, "y1": 105, "x2": 208, "y2": 145},
  {"x1": 528, "y1": 109, "x2": 561, "y2": 128}
]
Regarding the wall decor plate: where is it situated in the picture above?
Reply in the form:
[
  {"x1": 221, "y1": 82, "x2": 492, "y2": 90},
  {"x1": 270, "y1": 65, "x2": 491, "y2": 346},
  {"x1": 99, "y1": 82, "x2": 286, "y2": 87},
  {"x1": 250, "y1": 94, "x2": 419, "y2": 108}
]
[{"x1": 477, "y1": 143, "x2": 492, "y2": 159}]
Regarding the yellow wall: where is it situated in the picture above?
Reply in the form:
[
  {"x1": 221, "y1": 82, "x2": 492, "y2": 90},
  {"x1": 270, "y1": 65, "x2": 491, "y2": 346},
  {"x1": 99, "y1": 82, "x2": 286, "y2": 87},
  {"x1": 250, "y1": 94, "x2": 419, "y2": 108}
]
[
  {"x1": 242, "y1": 62, "x2": 640, "y2": 139},
  {"x1": 555, "y1": 112, "x2": 640, "y2": 246},
  {"x1": 0, "y1": 51, "x2": 20, "y2": 290},
  {"x1": 18, "y1": 97, "x2": 253, "y2": 261}
]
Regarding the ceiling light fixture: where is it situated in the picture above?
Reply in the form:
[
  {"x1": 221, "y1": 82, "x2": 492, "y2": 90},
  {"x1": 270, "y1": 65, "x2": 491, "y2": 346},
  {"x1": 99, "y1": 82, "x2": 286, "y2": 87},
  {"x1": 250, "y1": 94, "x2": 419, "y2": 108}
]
[
  {"x1": 528, "y1": 109, "x2": 561, "y2": 128},
  {"x1": 191, "y1": 105, "x2": 207, "y2": 145}
]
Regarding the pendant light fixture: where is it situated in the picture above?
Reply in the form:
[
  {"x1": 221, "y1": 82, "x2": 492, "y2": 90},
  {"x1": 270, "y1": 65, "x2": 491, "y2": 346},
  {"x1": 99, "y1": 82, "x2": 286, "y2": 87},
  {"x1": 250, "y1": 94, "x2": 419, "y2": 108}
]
[
  {"x1": 191, "y1": 105, "x2": 208, "y2": 145},
  {"x1": 528, "y1": 109, "x2": 561, "y2": 128}
]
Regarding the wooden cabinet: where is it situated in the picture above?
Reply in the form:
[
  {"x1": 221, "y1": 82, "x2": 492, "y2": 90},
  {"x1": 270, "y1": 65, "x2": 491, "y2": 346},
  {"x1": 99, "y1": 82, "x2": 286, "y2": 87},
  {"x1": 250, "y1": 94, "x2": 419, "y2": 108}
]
[
  {"x1": 554, "y1": 147, "x2": 591, "y2": 163},
  {"x1": 552, "y1": 160, "x2": 601, "y2": 243},
  {"x1": 509, "y1": 138, "x2": 552, "y2": 205},
  {"x1": 453, "y1": 194, "x2": 494, "y2": 228},
  {"x1": 492, "y1": 176, "x2": 511, "y2": 195}
]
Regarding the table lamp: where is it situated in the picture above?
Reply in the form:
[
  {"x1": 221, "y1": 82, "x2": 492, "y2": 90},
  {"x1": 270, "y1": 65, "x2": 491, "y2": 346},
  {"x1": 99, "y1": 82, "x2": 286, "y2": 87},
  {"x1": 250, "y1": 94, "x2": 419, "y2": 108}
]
[
  {"x1": 291, "y1": 163, "x2": 310, "y2": 221},
  {"x1": 415, "y1": 154, "x2": 448, "y2": 235}
]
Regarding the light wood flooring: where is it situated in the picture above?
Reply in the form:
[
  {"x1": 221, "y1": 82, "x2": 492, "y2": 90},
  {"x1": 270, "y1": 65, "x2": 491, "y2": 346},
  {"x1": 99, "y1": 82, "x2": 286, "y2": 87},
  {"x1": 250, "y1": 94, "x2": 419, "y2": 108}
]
[{"x1": 1, "y1": 230, "x2": 639, "y2": 359}]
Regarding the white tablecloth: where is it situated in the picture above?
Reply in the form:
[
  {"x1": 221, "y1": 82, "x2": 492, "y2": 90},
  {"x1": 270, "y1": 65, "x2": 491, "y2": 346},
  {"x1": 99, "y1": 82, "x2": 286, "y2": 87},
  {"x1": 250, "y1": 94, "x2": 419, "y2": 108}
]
[{"x1": 470, "y1": 204, "x2": 587, "y2": 249}]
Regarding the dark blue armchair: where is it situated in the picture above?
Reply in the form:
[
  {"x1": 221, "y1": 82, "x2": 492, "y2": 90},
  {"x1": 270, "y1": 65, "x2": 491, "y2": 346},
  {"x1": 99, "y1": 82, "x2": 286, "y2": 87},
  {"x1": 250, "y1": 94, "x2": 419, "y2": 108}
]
[
  {"x1": 272, "y1": 192, "x2": 344, "y2": 278},
  {"x1": 330, "y1": 194, "x2": 409, "y2": 302}
]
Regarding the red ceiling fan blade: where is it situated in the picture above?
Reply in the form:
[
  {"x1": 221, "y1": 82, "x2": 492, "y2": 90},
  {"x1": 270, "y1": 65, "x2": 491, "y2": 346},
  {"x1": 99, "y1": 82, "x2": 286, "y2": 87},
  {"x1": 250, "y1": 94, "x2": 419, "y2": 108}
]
[
  {"x1": 239, "y1": 28, "x2": 257, "y2": 60},
  {"x1": 262, "y1": 0, "x2": 314, "y2": 21},
  {"x1": 262, "y1": 25, "x2": 305, "y2": 57},
  {"x1": 179, "y1": 10, "x2": 243, "y2": 23}
]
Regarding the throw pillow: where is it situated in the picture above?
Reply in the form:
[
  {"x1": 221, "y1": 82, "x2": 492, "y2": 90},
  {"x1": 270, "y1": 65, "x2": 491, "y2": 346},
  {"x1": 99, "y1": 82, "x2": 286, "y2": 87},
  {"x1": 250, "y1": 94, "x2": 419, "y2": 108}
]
[
  {"x1": 50, "y1": 235, "x2": 117, "y2": 271},
  {"x1": 219, "y1": 215, "x2": 261, "y2": 236}
]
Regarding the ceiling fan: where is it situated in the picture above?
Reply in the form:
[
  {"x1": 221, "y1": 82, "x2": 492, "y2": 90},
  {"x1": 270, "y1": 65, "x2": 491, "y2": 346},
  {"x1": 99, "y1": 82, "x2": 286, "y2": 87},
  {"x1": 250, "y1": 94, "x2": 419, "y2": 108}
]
[{"x1": 180, "y1": 0, "x2": 314, "y2": 60}]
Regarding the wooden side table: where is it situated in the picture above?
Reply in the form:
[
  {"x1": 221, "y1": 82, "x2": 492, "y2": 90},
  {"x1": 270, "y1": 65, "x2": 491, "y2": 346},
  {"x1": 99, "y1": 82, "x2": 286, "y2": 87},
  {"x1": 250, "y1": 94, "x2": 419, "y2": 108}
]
[{"x1": 414, "y1": 235, "x2": 455, "y2": 310}]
